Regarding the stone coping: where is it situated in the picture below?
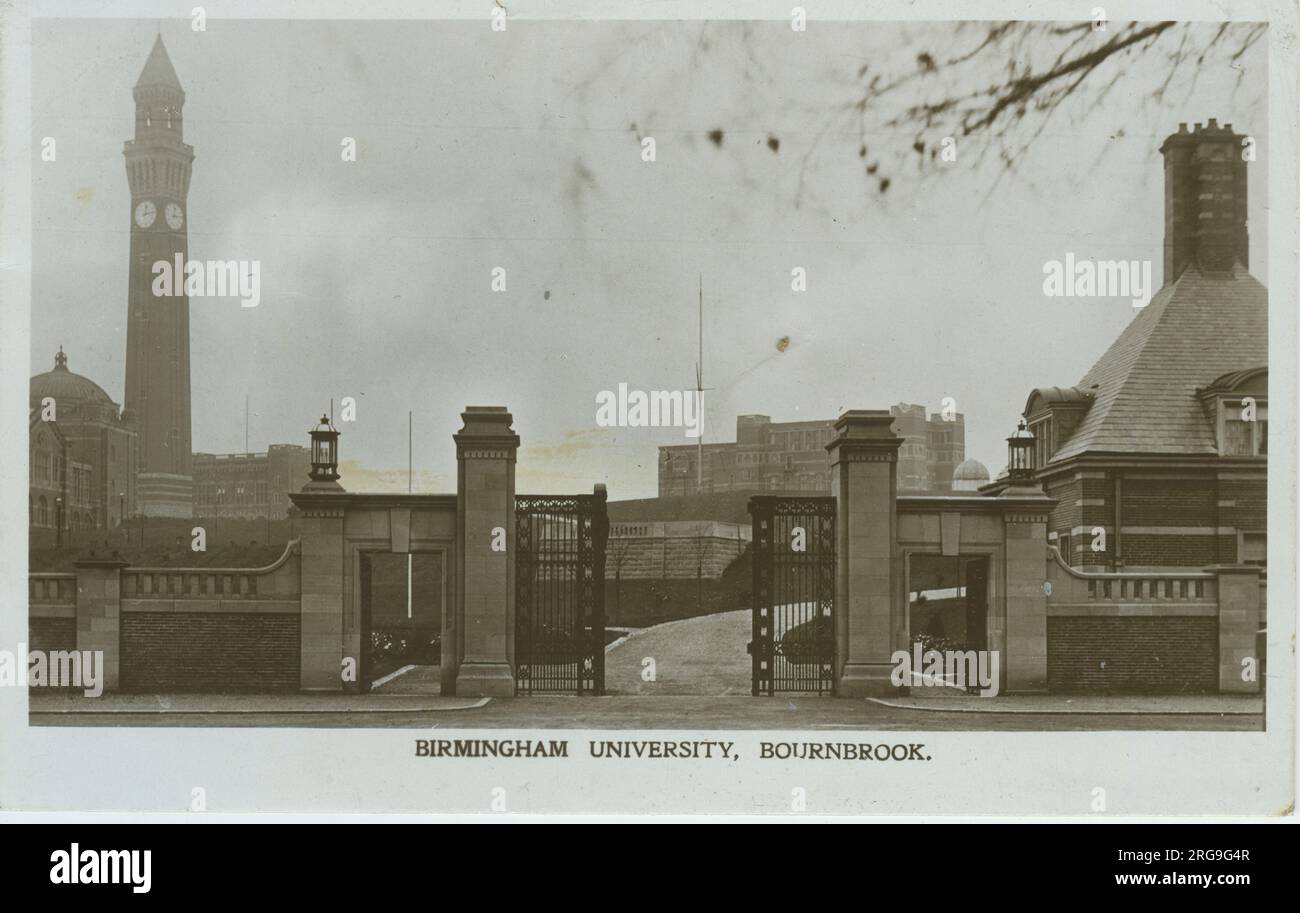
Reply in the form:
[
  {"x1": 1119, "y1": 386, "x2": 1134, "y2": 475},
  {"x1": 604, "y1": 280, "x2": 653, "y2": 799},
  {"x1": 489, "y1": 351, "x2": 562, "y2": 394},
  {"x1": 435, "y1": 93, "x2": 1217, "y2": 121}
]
[
  {"x1": 897, "y1": 494, "x2": 1055, "y2": 512},
  {"x1": 28, "y1": 694, "x2": 490, "y2": 714},
  {"x1": 290, "y1": 492, "x2": 457, "y2": 510},
  {"x1": 126, "y1": 538, "x2": 301, "y2": 576},
  {"x1": 1048, "y1": 546, "x2": 1217, "y2": 580}
]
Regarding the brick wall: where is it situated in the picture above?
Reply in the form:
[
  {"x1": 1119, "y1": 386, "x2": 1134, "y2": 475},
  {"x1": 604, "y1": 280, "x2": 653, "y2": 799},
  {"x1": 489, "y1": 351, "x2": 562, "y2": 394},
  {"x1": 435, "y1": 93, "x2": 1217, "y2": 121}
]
[
  {"x1": 1047, "y1": 616, "x2": 1218, "y2": 693},
  {"x1": 1219, "y1": 476, "x2": 1267, "y2": 564},
  {"x1": 1045, "y1": 476, "x2": 1080, "y2": 531},
  {"x1": 121, "y1": 613, "x2": 300, "y2": 692},
  {"x1": 1045, "y1": 471, "x2": 1267, "y2": 569},
  {"x1": 1079, "y1": 475, "x2": 1115, "y2": 568},
  {"x1": 1045, "y1": 474, "x2": 1115, "y2": 569},
  {"x1": 27, "y1": 617, "x2": 80, "y2": 690},
  {"x1": 28, "y1": 617, "x2": 76, "y2": 655},
  {"x1": 1122, "y1": 534, "x2": 1218, "y2": 568},
  {"x1": 1045, "y1": 476, "x2": 1079, "y2": 565},
  {"x1": 1123, "y1": 478, "x2": 1215, "y2": 524}
]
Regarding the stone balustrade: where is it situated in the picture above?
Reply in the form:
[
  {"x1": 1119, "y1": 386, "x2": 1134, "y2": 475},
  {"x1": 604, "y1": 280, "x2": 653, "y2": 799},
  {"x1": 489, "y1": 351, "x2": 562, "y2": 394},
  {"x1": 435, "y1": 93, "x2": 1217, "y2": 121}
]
[
  {"x1": 119, "y1": 540, "x2": 301, "y2": 612},
  {"x1": 29, "y1": 573, "x2": 77, "y2": 608},
  {"x1": 1046, "y1": 547, "x2": 1218, "y2": 614}
]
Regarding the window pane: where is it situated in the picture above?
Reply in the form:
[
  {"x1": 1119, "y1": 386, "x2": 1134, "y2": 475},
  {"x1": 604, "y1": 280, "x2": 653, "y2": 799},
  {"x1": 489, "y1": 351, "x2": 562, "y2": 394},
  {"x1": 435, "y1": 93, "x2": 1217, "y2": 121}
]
[
  {"x1": 1224, "y1": 420, "x2": 1253, "y2": 455},
  {"x1": 1241, "y1": 533, "x2": 1266, "y2": 566}
]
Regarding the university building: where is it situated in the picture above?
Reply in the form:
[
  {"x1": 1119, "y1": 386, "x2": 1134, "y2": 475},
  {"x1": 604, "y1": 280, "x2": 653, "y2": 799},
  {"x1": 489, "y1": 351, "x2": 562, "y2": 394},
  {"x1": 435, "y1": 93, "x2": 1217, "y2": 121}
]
[
  {"x1": 658, "y1": 404, "x2": 965, "y2": 496},
  {"x1": 29, "y1": 349, "x2": 138, "y2": 535},
  {"x1": 193, "y1": 446, "x2": 312, "y2": 519},
  {"x1": 995, "y1": 120, "x2": 1267, "y2": 574}
]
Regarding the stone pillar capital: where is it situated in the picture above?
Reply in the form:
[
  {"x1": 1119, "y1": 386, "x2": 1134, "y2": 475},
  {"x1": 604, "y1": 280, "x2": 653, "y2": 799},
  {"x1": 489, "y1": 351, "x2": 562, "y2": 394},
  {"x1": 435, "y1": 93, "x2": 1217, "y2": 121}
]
[
  {"x1": 454, "y1": 406, "x2": 520, "y2": 460},
  {"x1": 998, "y1": 480, "x2": 1049, "y2": 499},
  {"x1": 826, "y1": 410, "x2": 903, "y2": 465},
  {"x1": 1000, "y1": 504, "x2": 1054, "y2": 526}
]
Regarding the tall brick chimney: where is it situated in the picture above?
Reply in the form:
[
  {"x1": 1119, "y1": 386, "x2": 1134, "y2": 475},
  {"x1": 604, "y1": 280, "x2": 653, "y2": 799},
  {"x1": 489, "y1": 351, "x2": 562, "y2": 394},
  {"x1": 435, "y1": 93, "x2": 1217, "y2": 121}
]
[{"x1": 1158, "y1": 119, "x2": 1249, "y2": 283}]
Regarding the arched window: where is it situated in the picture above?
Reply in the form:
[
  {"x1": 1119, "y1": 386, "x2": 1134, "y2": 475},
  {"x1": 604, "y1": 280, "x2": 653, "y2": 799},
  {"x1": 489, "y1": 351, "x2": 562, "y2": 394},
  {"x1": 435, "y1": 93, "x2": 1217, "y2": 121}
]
[{"x1": 38, "y1": 495, "x2": 48, "y2": 527}]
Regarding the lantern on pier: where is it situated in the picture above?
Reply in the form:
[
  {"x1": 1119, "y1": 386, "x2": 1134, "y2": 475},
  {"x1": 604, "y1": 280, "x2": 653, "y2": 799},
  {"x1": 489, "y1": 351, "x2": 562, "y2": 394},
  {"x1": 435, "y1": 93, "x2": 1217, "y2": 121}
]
[
  {"x1": 1006, "y1": 418, "x2": 1035, "y2": 481},
  {"x1": 309, "y1": 415, "x2": 340, "y2": 483}
]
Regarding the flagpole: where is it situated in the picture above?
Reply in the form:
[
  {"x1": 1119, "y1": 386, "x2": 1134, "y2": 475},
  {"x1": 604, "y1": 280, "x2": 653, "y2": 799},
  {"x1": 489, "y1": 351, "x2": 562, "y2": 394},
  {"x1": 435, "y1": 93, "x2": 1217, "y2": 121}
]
[{"x1": 696, "y1": 274, "x2": 703, "y2": 493}]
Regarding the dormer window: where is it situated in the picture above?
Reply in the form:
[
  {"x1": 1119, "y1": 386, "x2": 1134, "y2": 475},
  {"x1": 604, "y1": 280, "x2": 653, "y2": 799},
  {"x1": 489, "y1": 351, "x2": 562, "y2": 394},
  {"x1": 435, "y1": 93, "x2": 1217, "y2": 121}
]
[
  {"x1": 1200, "y1": 369, "x2": 1268, "y2": 458},
  {"x1": 1221, "y1": 397, "x2": 1267, "y2": 456},
  {"x1": 1021, "y1": 387, "x2": 1095, "y2": 468},
  {"x1": 1029, "y1": 416, "x2": 1054, "y2": 468}
]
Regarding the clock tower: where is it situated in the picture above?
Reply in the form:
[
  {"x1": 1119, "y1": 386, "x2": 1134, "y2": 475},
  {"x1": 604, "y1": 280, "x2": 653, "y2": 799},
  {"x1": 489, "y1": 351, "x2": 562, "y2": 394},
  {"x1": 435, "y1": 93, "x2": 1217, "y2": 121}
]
[{"x1": 123, "y1": 34, "x2": 195, "y2": 518}]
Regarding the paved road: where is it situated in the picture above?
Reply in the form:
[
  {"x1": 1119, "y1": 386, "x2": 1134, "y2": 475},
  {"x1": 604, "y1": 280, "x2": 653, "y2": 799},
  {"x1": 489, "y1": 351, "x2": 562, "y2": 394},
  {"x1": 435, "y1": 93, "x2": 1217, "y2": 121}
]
[
  {"x1": 29, "y1": 612, "x2": 1265, "y2": 730},
  {"x1": 606, "y1": 610, "x2": 753, "y2": 695},
  {"x1": 31, "y1": 698, "x2": 1262, "y2": 730}
]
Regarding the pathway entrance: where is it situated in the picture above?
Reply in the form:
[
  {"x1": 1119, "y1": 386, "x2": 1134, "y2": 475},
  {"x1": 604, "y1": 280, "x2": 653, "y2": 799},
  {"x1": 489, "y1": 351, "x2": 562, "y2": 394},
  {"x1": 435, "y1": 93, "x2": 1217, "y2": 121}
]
[
  {"x1": 604, "y1": 610, "x2": 752, "y2": 695},
  {"x1": 360, "y1": 552, "x2": 443, "y2": 694}
]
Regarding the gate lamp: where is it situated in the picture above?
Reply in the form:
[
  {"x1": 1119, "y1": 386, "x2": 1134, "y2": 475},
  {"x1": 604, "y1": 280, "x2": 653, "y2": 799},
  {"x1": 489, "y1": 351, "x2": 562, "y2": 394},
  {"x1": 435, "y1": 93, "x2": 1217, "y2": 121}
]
[
  {"x1": 309, "y1": 414, "x2": 341, "y2": 484},
  {"x1": 1006, "y1": 418, "x2": 1036, "y2": 481}
]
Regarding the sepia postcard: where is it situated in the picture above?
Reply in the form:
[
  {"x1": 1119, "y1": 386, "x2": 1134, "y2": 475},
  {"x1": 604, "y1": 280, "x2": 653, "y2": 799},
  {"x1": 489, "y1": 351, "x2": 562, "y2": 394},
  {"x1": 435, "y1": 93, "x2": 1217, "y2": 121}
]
[{"x1": 0, "y1": 0, "x2": 1294, "y2": 818}]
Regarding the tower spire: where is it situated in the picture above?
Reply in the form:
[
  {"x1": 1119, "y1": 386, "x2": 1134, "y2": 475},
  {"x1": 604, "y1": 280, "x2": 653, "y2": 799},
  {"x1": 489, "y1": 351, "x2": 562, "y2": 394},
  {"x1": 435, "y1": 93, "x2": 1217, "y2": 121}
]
[{"x1": 135, "y1": 33, "x2": 183, "y2": 91}]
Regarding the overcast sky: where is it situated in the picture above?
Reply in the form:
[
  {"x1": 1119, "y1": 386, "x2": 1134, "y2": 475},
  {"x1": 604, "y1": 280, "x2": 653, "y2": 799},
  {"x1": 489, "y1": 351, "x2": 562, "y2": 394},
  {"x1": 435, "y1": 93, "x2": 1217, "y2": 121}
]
[{"x1": 31, "y1": 18, "x2": 1268, "y2": 498}]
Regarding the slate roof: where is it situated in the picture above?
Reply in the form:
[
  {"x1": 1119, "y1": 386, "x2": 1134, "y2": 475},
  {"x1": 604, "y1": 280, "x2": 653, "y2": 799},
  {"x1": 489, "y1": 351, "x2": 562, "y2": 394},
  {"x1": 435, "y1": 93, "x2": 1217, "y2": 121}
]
[{"x1": 1049, "y1": 262, "x2": 1268, "y2": 460}]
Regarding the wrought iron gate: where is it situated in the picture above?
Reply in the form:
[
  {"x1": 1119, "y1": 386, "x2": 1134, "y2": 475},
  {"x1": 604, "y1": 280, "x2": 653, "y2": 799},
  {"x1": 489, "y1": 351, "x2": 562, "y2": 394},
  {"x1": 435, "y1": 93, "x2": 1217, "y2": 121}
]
[
  {"x1": 748, "y1": 496, "x2": 836, "y2": 695},
  {"x1": 514, "y1": 488, "x2": 607, "y2": 694}
]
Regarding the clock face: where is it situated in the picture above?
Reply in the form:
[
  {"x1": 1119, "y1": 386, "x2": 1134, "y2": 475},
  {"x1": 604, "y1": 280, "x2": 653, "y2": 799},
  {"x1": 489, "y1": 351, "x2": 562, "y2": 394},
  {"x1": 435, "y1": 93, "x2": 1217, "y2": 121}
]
[
  {"x1": 134, "y1": 200, "x2": 156, "y2": 228},
  {"x1": 165, "y1": 203, "x2": 184, "y2": 230}
]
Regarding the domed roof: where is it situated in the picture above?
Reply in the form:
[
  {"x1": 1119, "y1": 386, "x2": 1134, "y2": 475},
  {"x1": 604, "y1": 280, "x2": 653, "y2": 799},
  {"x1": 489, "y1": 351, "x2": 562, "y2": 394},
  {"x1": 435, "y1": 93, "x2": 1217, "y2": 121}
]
[
  {"x1": 953, "y1": 458, "x2": 990, "y2": 482},
  {"x1": 30, "y1": 349, "x2": 115, "y2": 406}
]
